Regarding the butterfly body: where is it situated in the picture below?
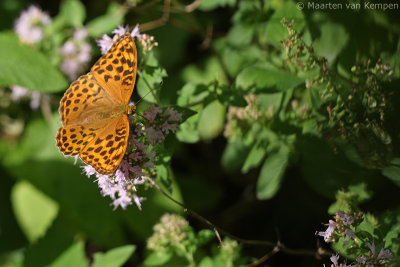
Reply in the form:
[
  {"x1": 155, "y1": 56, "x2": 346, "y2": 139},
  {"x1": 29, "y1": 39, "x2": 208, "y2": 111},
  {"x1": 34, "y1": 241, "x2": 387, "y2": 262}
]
[{"x1": 56, "y1": 33, "x2": 137, "y2": 175}]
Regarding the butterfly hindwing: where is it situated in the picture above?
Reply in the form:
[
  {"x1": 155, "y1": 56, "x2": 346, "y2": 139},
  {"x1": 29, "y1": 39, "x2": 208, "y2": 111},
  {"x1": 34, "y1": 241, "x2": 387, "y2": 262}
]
[{"x1": 79, "y1": 116, "x2": 130, "y2": 174}]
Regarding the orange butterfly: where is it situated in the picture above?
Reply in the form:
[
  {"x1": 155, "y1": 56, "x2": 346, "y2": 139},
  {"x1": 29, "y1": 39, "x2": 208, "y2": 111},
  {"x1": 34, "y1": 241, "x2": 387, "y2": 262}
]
[{"x1": 56, "y1": 33, "x2": 137, "y2": 174}]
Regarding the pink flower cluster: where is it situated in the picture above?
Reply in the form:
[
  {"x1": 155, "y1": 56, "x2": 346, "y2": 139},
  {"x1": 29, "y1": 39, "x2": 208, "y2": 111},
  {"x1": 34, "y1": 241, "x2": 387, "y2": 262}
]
[
  {"x1": 82, "y1": 104, "x2": 182, "y2": 210},
  {"x1": 9, "y1": 85, "x2": 41, "y2": 110},
  {"x1": 14, "y1": 5, "x2": 51, "y2": 45},
  {"x1": 316, "y1": 211, "x2": 361, "y2": 243},
  {"x1": 143, "y1": 105, "x2": 182, "y2": 145},
  {"x1": 96, "y1": 24, "x2": 158, "y2": 55},
  {"x1": 11, "y1": 5, "x2": 51, "y2": 109},
  {"x1": 317, "y1": 211, "x2": 393, "y2": 267},
  {"x1": 60, "y1": 29, "x2": 92, "y2": 81}
]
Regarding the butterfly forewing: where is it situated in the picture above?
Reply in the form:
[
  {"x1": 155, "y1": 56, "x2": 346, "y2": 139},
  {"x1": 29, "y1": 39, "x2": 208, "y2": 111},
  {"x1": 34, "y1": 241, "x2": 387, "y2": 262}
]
[
  {"x1": 91, "y1": 33, "x2": 137, "y2": 105},
  {"x1": 59, "y1": 73, "x2": 116, "y2": 126}
]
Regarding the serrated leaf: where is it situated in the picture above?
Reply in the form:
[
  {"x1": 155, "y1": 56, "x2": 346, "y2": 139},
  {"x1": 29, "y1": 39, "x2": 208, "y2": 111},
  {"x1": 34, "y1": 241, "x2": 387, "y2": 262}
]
[
  {"x1": 11, "y1": 181, "x2": 59, "y2": 243},
  {"x1": 197, "y1": 100, "x2": 226, "y2": 141},
  {"x1": 60, "y1": 0, "x2": 86, "y2": 28},
  {"x1": 92, "y1": 245, "x2": 135, "y2": 267},
  {"x1": 236, "y1": 62, "x2": 304, "y2": 92},
  {"x1": 0, "y1": 32, "x2": 67, "y2": 92},
  {"x1": 48, "y1": 242, "x2": 87, "y2": 267},
  {"x1": 256, "y1": 145, "x2": 290, "y2": 200}
]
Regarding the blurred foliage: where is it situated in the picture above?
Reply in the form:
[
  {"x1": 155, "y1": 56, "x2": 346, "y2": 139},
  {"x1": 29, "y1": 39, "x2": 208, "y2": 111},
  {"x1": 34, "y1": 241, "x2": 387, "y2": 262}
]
[{"x1": 0, "y1": 0, "x2": 400, "y2": 266}]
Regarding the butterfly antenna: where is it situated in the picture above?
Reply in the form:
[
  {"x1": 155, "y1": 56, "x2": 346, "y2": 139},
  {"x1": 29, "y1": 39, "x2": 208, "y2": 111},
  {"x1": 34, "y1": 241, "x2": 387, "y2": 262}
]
[{"x1": 134, "y1": 74, "x2": 163, "y2": 106}]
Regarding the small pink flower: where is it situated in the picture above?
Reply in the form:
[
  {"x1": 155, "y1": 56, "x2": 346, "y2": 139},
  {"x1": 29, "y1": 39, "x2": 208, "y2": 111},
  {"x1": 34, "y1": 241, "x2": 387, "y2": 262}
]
[
  {"x1": 377, "y1": 248, "x2": 393, "y2": 260},
  {"x1": 145, "y1": 127, "x2": 165, "y2": 145},
  {"x1": 165, "y1": 106, "x2": 182, "y2": 121},
  {"x1": 97, "y1": 34, "x2": 114, "y2": 55},
  {"x1": 14, "y1": 5, "x2": 51, "y2": 44},
  {"x1": 330, "y1": 254, "x2": 339, "y2": 266},
  {"x1": 112, "y1": 25, "x2": 128, "y2": 36},
  {"x1": 366, "y1": 242, "x2": 375, "y2": 254},
  {"x1": 60, "y1": 41, "x2": 77, "y2": 55},
  {"x1": 59, "y1": 59, "x2": 80, "y2": 80},
  {"x1": 97, "y1": 174, "x2": 117, "y2": 197},
  {"x1": 59, "y1": 29, "x2": 92, "y2": 80},
  {"x1": 9, "y1": 85, "x2": 41, "y2": 110},
  {"x1": 112, "y1": 188, "x2": 132, "y2": 210},
  {"x1": 161, "y1": 121, "x2": 178, "y2": 134},
  {"x1": 133, "y1": 194, "x2": 145, "y2": 210},
  {"x1": 82, "y1": 165, "x2": 97, "y2": 177},
  {"x1": 73, "y1": 28, "x2": 88, "y2": 41},
  {"x1": 316, "y1": 220, "x2": 336, "y2": 241},
  {"x1": 143, "y1": 105, "x2": 162, "y2": 122}
]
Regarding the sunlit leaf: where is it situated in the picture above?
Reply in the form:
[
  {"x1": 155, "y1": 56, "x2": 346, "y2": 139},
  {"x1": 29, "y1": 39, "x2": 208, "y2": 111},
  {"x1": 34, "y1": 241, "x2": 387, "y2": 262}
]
[
  {"x1": 0, "y1": 32, "x2": 67, "y2": 92},
  {"x1": 92, "y1": 245, "x2": 136, "y2": 267}
]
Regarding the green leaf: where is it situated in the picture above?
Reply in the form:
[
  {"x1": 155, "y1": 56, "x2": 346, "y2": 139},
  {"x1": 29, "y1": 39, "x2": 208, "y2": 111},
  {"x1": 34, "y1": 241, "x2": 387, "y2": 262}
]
[
  {"x1": 176, "y1": 110, "x2": 200, "y2": 143},
  {"x1": 87, "y1": 3, "x2": 126, "y2": 37},
  {"x1": 383, "y1": 221, "x2": 400, "y2": 248},
  {"x1": 227, "y1": 23, "x2": 254, "y2": 47},
  {"x1": 265, "y1": 1, "x2": 305, "y2": 46},
  {"x1": 198, "y1": 257, "x2": 213, "y2": 267},
  {"x1": 137, "y1": 52, "x2": 167, "y2": 104},
  {"x1": 144, "y1": 250, "x2": 173, "y2": 266},
  {"x1": 177, "y1": 83, "x2": 209, "y2": 107},
  {"x1": 23, "y1": 216, "x2": 74, "y2": 267},
  {"x1": 156, "y1": 164, "x2": 171, "y2": 191},
  {"x1": 197, "y1": 100, "x2": 226, "y2": 141},
  {"x1": 92, "y1": 245, "x2": 136, "y2": 267},
  {"x1": 0, "y1": 32, "x2": 67, "y2": 92},
  {"x1": 0, "y1": 172, "x2": 27, "y2": 252},
  {"x1": 197, "y1": 229, "x2": 214, "y2": 245},
  {"x1": 60, "y1": 0, "x2": 86, "y2": 28},
  {"x1": 221, "y1": 138, "x2": 250, "y2": 172},
  {"x1": 48, "y1": 242, "x2": 87, "y2": 267},
  {"x1": 382, "y1": 158, "x2": 400, "y2": 187},
  {"x1": 198, "y1": 0, "x2": 235, "y2": 11},
  {"x1": 242, "y1": 141, "x2": 267, "y2": 173},
  {"x1": 182, "y1": 57, "x2": 227, "y2": 86},
  {"x1": 313, "y1": 22, "x2": 349, "y2": 64},
  {"x1": 236, "y1": 62, "x2": 304, "y2": 92},
  {"x1": 11, "y1": 181, "x2": 59, "y2": 243},
  {"x1": 256, "y1": 145, "x2": 290, "y2": 200},
  {"x1": 216, "y1": 85, "x2": 247, "y2": 107}
]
